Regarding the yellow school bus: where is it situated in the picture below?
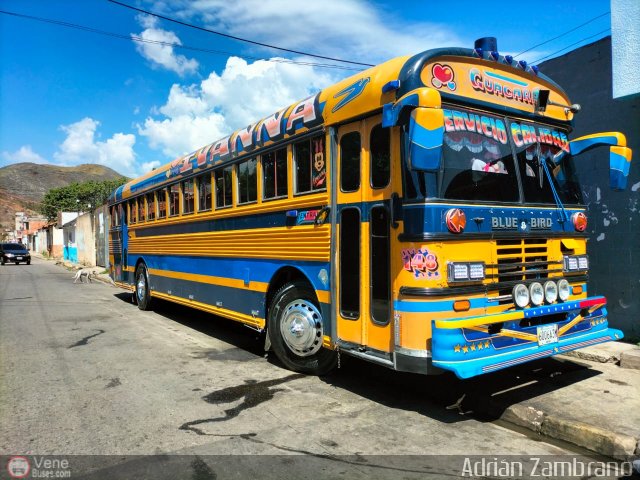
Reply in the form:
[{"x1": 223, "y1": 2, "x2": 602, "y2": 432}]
[{"x1": 108, "y1": 37, "x2": 632, "y2": 379}]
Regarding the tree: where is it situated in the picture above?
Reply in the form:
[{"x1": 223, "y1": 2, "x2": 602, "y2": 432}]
[{"x1": 40, "y1": 177, "x2": 128, "y2": 221}]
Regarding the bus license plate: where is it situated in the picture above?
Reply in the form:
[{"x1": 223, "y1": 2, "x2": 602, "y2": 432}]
[
  {"x1": 16, "y1": 256, "x2": 23, "y2": 261},
  {"x1": 537, "y1": 324, "x2": 558, "y2": 346}
]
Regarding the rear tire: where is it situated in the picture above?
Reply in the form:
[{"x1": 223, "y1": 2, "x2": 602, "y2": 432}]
[
  {"x1": 267, "y1": 282, "x2": 337, "y2": 375},
  {"x1": 135, "y1": 263, "x2": 153, "y2": 311}
]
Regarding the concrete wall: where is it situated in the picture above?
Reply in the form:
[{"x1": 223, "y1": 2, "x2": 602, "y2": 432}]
[
  {"x1": 539, "y1": 37, "x2": 640, "y2": 339},
  {"x1": 76, "y1": 212, "x2": 96, "y2": 266},
  {"x1": 612, "y1": 0, "x2": 640, "y2": 99}
]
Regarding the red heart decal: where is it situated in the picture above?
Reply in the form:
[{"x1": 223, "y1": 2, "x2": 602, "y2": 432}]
[{"x1": 433, "y1": 64, "x2": 453, "y2": 83}]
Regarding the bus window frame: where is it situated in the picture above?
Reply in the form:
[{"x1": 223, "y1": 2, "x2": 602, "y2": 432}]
[
  {"x1": 293, "y1": 134, "x2": 327, "y2": 196},
  {"x1": 146, "y1": 192, "x2": 156, "y2": 221},
  {"x1": 340, "y1": 131, "x2": 362, "y2": 194},
  {"x1": 168, "y1": 183, "x2": 180, "y2": 217},
  {"x1": 262, "y1": 147, "x2": 289, "y2": 201},
  {"x1": 157, "y1": 188, "x2": 167, "y2": 219},
  {"x1": 197, "y1": 172, "x2": 213, "y2": 213},
  {"x1": 369, "y1": 123, "x2": 391, "y2": 190},
  {"x1": 182, "y1": 178, "x2": 195, "y2": 215},
  {"x1": 236, "y1": 157, "x2": 258, "y2": 206},
  {"x1": 215, "y1": 165, "x2": 234, "y2": 210},
  {"x1": 129, "y1": 199, "x2": 137, "y2": 224}
]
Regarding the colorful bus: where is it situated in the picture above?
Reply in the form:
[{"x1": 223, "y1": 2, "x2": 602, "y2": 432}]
[{"x1": 108, "y1": 37, "x2": 632, "y2": 379}]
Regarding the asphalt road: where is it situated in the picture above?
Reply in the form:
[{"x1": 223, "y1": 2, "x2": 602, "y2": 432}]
[{"x1": 0, "y1": 257, "x2": 607, "y2": 478}]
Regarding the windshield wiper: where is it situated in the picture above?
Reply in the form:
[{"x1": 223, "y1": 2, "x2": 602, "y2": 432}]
[{"x1": 540, "y1": 157, "x2": 568, "y2": 223}]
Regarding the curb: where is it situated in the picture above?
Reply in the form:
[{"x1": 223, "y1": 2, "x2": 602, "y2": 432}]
[{"x1": 485, "y1": 401, "x2": 639, "y2": 461}]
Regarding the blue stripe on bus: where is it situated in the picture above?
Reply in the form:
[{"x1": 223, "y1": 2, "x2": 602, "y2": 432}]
[
  {"x1": 402, "y1": 204, "x2": 584, "y2": 236},
  {"x1": 394, "y1": 298, "x2": 486, "y2": 313},
  {"x1": 150, "y1": 274, "x2": 331, "y2": 329},
  {"x1": 135, "y1": 254, "x2": 331, "y2": 292}
]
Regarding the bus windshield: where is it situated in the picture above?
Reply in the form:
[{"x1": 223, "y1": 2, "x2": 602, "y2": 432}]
[{"x1": 422, "y1": 106, "x2": 584, "y2": 205}]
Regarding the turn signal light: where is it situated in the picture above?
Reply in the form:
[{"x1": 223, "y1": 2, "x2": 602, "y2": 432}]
[
  {"x1": 572, "y1": 212, "x2": 587, "y2": 232},
  {"x1": 453, "y1": 299, "x2": 471, "y2": 312},
  {"x1": 445, "y1": 208, "x2": 466, "y2": 233},
  {"x1": 572, "y1": 285, "x2": 583, "y2": 295}
]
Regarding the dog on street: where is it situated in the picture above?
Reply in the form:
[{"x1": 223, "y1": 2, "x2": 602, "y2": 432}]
[{"x1": 73, "y1": 268, "x2": 95, "y2": 284}]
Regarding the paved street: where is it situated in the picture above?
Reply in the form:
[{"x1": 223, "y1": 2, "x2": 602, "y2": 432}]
[{"x1": 0, "y1": 257, "x2": 628, "y2": 477}]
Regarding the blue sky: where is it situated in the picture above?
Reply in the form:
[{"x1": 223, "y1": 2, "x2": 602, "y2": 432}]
[{"x1": 0, "y1": 0, "x2": 612, "y2": 178}]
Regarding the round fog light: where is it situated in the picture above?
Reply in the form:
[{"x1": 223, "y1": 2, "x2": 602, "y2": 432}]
[
  {"x1": 529, "y1": 282, "x2": 544, "y2": 306},
  {"x1": 544, "y1": 281, "x2": 558, "y2": 304},
  {"x1": 558, "y1": 279, "x2": 570, "y2": 302},
  {"x1": 512, "y1": 283, "x2": 530, "y2": 309}
]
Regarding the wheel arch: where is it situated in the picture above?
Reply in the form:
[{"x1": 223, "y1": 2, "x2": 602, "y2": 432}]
[{"x1": 265, "y1": 266, "x2": 316, "y2": 323}]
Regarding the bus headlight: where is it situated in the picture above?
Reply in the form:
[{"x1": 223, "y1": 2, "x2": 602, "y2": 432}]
[
  {"x1": 447, "y1": 262, "x2": 485, "y2": 282},
  {"x1": 529, "y1": 282, "x2": 544, "y2": 306},
  {"x1": 557, "y1": 279, "x2": 571, "y2": 301},
  {"x1": 544, "y1": 281, "x2": 558, "y2": 304},
  {"x1": 512, "y1": 283, "x2": 530, "y2": 309}
]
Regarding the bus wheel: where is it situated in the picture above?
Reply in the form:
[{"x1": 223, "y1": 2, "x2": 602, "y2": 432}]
[
  {"x1": 135, "y1": 263, "x2": 153, "y2": 311},
  {"x1": 268, "y1": 282, "x2": 337, "y2": 375}
]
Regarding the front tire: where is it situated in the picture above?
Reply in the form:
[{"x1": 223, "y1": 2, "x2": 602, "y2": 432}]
[
  {"x1": 135, "y1": 263, "x2": 153, "y2": 311},
  {"x1": 267, "y1": 282, "x2": 337, "y2": 375}
]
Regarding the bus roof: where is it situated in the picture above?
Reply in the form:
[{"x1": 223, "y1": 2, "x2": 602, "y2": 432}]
[{"x1": 110, "y1": 45, "x2": 571, "y2": 204}]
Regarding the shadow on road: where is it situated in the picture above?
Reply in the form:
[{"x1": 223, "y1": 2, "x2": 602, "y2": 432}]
[{"x1": 112, "y1": 291, "x2": 601, "y2": 425}]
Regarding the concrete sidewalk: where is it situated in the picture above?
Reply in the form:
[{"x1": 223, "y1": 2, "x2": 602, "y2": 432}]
[{"x1": 465, "y1": 342, "x2": 640, "y2": 461}]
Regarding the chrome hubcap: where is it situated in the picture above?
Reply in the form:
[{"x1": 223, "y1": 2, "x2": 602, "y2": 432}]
[
  {"x1": 280, "y1": 300, "x2": 323, "y2": 357},
  {"x1": 137, "y1": 273, "x2": 146, "y2": 301}
]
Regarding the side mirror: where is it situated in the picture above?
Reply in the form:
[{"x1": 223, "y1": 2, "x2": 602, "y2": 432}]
[
  {"x1": 609, "y1": 146, "x2": 632, "y2": 191},
  {"x1": 569, "y1": 132, "x2": 632, "y2": 191},
  {"x1": 407, "y1": 108, "x2": 444, "y2": 171}
]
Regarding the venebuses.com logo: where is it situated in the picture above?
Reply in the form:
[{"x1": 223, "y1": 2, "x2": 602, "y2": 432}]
[
  {"x1": 6, "y1": 456, "x2": 30, "y2": 478},
  {"x1": 6, "y1": 456, "x2": 71, "y2": 478}
]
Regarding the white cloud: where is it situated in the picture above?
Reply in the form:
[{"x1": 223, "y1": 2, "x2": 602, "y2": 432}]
[
  {"x1": 1, "y1": 145, "x2": 47, "y2": 166},
  {"x1": 158, "y1": 0, "x2": 463, "y2": 65},
  {"x1": 133, "y1": 15, "x2": 199, "y2": 76},
  {"x1": 141, "y1": 160, "x2": 162, "y2": 172},
  {"x1": 54, "y1": 118, "x2": 138, "y2": 177},
  {"x1": 138, "y1": 56, "x2": 336, "y2": 158}
]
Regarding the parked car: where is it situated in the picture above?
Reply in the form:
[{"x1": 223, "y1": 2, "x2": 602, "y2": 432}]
[{"x1": 0, "y1": 243, "x2": 31, "y2": 265}]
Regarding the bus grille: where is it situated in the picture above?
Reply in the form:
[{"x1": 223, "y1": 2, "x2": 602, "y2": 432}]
[{"x1": 488, "y1": 239, "x2": 557, "y2": 302}]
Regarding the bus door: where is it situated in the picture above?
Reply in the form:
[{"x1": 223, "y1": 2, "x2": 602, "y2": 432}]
[{"x1": 335, "y1": 116, "x2": 394, "y2": 353}]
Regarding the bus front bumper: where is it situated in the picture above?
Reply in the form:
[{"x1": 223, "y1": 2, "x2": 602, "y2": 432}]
[{"x1": 430, "y1": 296, "x2": 624, "y2": 379}]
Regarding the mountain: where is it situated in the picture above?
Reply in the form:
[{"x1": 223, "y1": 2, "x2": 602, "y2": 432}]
[{"x1": 0, "y1": 162, "x2": 127, "y2": 229}]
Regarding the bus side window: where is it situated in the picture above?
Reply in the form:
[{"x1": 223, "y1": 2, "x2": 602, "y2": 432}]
[
  {"x1": 146, "y1": 193, "x2": 156, "y2": 221},
  {"x1": 157, "y1": 189, "x2": 167, "y2": 219},
  {"x1": 138, "y1": 196, "x2": 146, "y2": 223},
  {"x1": 121, "y1": 204, "x2": 127, "y2": 225},
  {"x1": 237, "y1": 158, "x2": 257, "y2": 204},
  {"x1": 370, "y1": 124, "x2": 390, "y2": 189},
  {"x1": 262, "y1": 148, "x2": 288, "y2": 200},
  {"x1": 169, "y1": 184, "x2": 180, "y2": 216},
  {"x1": 215, "y1": 166, "x2": 233, "y2": 209},
  {"x1": 341, "y1": 132, "x2": 361, "y2": 192},
  {"x1": 198, "y1": 173, "x2": 212, "y2": 211},
  {"x1": 294, "y1": 135, "x2": 326, "y2": 194},
  {"x1": 182, "y1": 178, "x2": 195, "y2": 214},
  {"x1": 130, "y1": 199, "x2": 137, "y2": 224},
  {"x1": 111, "y1": 207, "x2": 118, "y2": 227}
]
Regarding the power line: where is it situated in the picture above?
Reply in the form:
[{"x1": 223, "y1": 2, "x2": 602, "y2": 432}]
[
  {"x1": 531, "y1": 29, "x2": 611, "y2": 64},
  {"x1": 515, "y1": 11, "x2": 610, "y2": 57},
  {"x1": 107, "y1": 0, "x2": 375, "y2": 67},
  {"x1": 0, "y1": 10, "x2": 362, "y2": 72}
]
